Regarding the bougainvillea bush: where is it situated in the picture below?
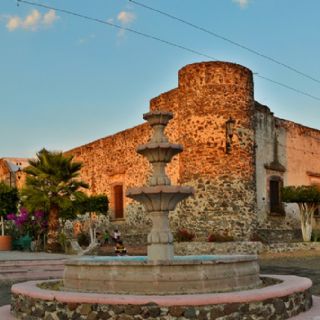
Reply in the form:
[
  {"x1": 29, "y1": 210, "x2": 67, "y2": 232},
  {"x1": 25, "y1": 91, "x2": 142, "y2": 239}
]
[{"x1": 7, "y1": 208, "x2": 47, "y2": 242}]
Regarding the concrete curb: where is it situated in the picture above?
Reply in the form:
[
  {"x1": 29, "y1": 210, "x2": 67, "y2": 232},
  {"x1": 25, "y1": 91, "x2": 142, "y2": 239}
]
[
  {"x1": 1, "y1": 297, "x2": 320, "y2": 319},
  {"x1": 11, "y1": 274, "x2": 311, "y2": 306}
]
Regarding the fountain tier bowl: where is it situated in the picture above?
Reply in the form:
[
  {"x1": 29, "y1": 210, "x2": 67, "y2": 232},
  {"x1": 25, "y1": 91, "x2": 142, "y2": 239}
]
[{"x1": 63, "y1": 255, "x2": 261, "y2": 295}]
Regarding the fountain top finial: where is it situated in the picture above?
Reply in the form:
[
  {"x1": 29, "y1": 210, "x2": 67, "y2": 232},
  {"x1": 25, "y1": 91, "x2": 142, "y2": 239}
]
[{"x1": 143, "y1": 110, "x2": 173, "y2": 124}]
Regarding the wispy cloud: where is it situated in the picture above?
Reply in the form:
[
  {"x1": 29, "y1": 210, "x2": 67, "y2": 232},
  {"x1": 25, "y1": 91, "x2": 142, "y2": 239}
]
[
  {"x1": 116, "y1": 11, "x2": 136, "y2": 39},
  {"x1": 6, "y1": 9, "x2": 58, "y2": 31},
  {"x1": 117, "y1": 11, "x2": 135, "y2": 25},
  {"x1": 43, "y1": 9, "x2": 58, "y2": 26},
  {"x1": 233, "y1": 0, "x2": 250, "y2": 8}
]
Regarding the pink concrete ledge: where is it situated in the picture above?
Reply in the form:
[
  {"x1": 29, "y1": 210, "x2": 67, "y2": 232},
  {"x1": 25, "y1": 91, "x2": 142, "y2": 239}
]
[
  {"x1": 3, "y1": 297, "x2": 320, "y2": 320},
  {"x1": 11, "y1": 274, "x2": 312, "y2": 306}
]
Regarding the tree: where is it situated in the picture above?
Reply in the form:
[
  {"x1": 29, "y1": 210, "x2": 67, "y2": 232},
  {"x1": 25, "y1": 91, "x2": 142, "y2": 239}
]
[
  {"x1": 0, "y1": 182, "x2": 19, "y2": 236},
  {"x1": 282, "y1": 185, "x2": 320, "y2": 241},
  {"x1": 21, "y1": 149, "x2": 88, "y2": 251},
  {"x1": 78, "y1": 195, "x2": 109, "y2": 244}
]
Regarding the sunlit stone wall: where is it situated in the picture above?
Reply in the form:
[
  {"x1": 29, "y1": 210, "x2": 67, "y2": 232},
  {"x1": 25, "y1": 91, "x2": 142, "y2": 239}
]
[
  {"x1": 67, "y1": 61, "x2": 320, "y2": 241},
  {"x1": 67, "y1": 62, "x2": 257, "y2": 240},
  {"x1": 150, "y1": 62, "x2": 257, "y2": 240}
]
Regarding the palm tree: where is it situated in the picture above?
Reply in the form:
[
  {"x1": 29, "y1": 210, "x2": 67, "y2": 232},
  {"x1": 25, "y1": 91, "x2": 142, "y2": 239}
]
[{"x1": 21, "y1": 149, "x2": 88, "y2": 251}]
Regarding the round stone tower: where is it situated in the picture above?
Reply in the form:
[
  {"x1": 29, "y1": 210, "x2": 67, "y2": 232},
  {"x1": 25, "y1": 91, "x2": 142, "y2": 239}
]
[{"x1": 150, "y1": 61, "x2": 256, "y2": 240}]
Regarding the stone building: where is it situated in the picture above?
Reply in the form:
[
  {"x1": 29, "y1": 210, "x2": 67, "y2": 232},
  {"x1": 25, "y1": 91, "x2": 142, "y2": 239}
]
[
  {"x1": 0, "y1": 158, "x2": 28, "y2": 189},
  {"x1": 14, "y1": 61, "x2": 320, "y2": 241},
  {"x1": 65, "y1": 62, "x2": 320, "y2": 240}
]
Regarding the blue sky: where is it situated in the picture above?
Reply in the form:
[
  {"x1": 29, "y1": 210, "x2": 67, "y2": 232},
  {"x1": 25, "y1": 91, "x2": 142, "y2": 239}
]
[{"x1": 1, "y1": 0, "x2": 319, "y2": 157}]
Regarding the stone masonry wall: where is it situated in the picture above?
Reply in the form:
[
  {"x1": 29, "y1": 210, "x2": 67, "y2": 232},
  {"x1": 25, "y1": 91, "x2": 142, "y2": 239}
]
[
  {"x1": 66, "y1": 124, "x2": 151, "y2": 229},
  {"x1": 66, "y1": 122, "x2": 181, "y2": 235},
  {"x1": 150, "y1": 62, "x2": 257, "y2": 240},
  {"x1": 67, "y1": 61, "x2": 257, "y2": 240},
  {"x1": 255, "y1": 102, "x2": 320, "y2": 232}
]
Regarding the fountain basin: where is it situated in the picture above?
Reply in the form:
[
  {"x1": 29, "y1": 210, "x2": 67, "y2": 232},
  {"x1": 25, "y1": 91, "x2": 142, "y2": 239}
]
[
  {"x1": 63, "y1": 255, "x2": 261, "y2": 295},
  {"x1": 10, "y1": 275, "x2": 312, "y2": 320},
  {"x1": 137, "y1": 143, "x2": 182, "y2": 163},
  {"x1": 126, "y1": 185, "x2": 194, "y2": 212}
]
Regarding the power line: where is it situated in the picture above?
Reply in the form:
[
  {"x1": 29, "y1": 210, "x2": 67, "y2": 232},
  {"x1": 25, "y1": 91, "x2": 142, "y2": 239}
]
[
  {"x1": 16, "y1": 0, "x2": 216, "y2": 61},
  {"x1": 128, "y1": 0, "x2": 320, "y2": 85},
  {"x1": 16, "y1": 0, "x2": 320, "y2": 102},
  {"x1": 255, "y1": 74, "x2": 320, "y2": 101}
]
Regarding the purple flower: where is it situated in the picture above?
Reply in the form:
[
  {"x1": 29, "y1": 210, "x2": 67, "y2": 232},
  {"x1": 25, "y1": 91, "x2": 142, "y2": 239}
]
[
  {"x1": 6, "y1": 213, "x2": 16, "y2": 221},
  {"x1": 34, "y1": 211, "x2": 44, "y2": 219}
]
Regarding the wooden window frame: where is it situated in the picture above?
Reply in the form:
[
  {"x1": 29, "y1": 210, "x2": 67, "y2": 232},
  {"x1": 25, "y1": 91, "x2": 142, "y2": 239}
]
[
  {"x1": 268, "y1": 176, "x2": 285, "y2": 216},
  {"x1": 111, "y1": 184, "x2": 124, "y2": 220}
]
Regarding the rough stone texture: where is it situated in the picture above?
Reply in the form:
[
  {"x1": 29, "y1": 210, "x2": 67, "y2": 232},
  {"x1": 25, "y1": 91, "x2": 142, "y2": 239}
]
[
  {"x1": 66, "y1": 62, "x2": 257, "y2": 241},
  {"x1": 174, "y1": 240, "x2": 320, "y2": 255},
  {"x1": 174, "y1": 241, "x2": 264, "y2": 255},
  {"x1": 11, "y1": 288, "x2": 312, "y2": 320}
]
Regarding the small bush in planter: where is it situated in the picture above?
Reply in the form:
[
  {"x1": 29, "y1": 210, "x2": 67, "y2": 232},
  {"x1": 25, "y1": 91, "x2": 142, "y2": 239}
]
[
  {"x1": 207, "y1": 232, "x2": 234, "y2": 242},
  {"x1": 175, "y1": 228, "x2": 195, "y2": 242}
]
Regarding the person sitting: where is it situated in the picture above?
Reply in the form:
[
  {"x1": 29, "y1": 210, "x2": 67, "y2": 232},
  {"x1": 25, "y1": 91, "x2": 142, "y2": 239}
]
[
  {"x1": 112, "y1": 229, "x2": 121, "y2": 243},
  {"x1": 114, "y1": 240, "x2": 127, "y2": 256}
]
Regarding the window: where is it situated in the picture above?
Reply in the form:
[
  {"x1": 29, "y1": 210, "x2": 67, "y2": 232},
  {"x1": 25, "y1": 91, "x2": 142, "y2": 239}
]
[
  {"x1": 269, "y1": 176, "x2": 284, "y2": 215},
  {"x1": 113, "y1": 185, "x2": 124, "y2": 219}
]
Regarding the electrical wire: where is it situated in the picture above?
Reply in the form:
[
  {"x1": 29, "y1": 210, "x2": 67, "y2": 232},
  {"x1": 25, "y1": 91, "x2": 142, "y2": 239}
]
[
  {"x1": 255, "y1": 74, "x2": 320, "y2": 101},
  {"x1": 128, "y1": 0, "x2": 320, "y2": 85},
  {"x1": 16, "y1": 0, "x2": 216, "y2": 61},
  {"x1": 16, "y1": 0, "x2": 320, "y2": 102}
]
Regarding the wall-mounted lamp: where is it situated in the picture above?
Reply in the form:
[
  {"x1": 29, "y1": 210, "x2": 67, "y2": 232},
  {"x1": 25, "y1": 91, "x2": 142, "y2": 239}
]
[{"x1": 226, "y1": 116, "x2": 235, "y2": 154}]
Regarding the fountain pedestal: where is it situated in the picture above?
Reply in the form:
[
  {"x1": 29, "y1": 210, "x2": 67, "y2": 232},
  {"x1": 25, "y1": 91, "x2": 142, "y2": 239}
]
[{"x1": 147, "y1": 210, "x2": 173, "y2": 260}]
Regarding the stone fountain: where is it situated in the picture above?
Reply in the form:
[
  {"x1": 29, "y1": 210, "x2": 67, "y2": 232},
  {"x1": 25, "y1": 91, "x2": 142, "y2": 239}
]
[
  {"x1": 62, "y1": 111, "x2": 262, "y2": 295},
  {"x1": 126, "y1": 111, "x2": 194, "y2": 261},
  {"x1": 7, "y1": 111, "x2": 314, "y2": 319}
]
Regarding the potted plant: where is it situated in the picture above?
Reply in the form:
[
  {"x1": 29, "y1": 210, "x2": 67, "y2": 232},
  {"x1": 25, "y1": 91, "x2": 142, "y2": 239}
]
[{"x1": 0, "y1": 182, "x2": 19, "y2": 251}]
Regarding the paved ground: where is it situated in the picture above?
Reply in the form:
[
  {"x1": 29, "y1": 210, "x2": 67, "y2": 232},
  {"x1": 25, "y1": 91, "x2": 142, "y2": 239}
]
[
  {"x1": 259, "y1": 252, "x2": 320, "y2": 296},
  {"x1": 1, "y1": 249, "x2": 320, "y2": 308},
  {"x1": 0, "y1": 251, "x2": 72, "y2": 307}
]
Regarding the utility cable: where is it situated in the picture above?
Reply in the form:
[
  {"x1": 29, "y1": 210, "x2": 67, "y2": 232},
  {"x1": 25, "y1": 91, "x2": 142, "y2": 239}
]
[
  {"x1": 16, "y1": 0, "x2": 216, "y2": 61},
  {"x1": 16, "y1": 0, "x2": 320, "y2": 102},
  {"x1": 255, "y1": 74, "x2": 320, "y2": 101},
  {"x1": 128, "y1": 0, "x2": 320, "y2": 85}
]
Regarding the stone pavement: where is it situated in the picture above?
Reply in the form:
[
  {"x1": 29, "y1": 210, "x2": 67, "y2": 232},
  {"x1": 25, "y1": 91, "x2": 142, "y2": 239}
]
[
  {"x1": 259, "y1": 255, "x2": 320, "y2": 296},
  {"x1": 0, "y1": 250, "x2": 72, "y2": 307},
  {"x1": 0, "y1": 250, "x2": 73, "y2": 261}
]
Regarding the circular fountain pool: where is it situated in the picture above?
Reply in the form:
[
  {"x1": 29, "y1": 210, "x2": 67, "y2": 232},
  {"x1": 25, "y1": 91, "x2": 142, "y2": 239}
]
[{"x1": 63, "y1": 254, "x2": 261, "y2": 294}]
